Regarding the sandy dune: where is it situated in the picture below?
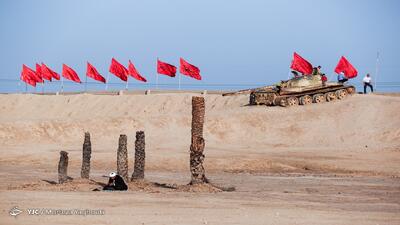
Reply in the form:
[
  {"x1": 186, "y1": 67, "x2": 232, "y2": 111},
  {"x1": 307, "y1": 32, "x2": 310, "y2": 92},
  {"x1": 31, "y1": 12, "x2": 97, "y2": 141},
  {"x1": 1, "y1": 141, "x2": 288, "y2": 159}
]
[{"x1": 0, "y1": 92, "x2": 399, "y2": 224}]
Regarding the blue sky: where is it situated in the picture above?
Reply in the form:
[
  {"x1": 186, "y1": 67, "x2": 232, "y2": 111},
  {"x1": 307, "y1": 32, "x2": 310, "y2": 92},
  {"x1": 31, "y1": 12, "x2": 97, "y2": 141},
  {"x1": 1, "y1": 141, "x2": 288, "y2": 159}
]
[{"x1": 0, "y1": 0, "x2": 399, "y2": 92}]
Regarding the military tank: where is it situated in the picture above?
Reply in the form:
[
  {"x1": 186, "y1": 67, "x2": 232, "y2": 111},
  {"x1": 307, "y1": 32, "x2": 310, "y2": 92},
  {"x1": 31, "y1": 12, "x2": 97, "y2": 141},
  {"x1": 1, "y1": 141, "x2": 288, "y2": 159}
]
[{"x1": 248, "y1": 75, "x2": 355, "y2": 106}]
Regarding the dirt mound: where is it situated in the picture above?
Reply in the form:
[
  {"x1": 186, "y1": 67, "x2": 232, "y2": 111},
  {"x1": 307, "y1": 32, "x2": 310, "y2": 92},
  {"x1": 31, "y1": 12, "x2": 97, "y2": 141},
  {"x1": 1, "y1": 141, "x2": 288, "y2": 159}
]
[
  {"x1": 10, "y1": 178, "x2": 228, "y2": 193},
  {"x1": 8, "y1": 178, "x2": 101, "y2": 191},
  {"x1": 177, "y1": 183, "x2": 223, "y2": 193}
]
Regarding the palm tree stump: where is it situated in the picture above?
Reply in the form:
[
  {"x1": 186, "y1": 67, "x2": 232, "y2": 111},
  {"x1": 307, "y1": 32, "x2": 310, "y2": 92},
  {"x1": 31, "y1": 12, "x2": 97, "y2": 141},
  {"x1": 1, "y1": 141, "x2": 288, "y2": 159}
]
[
  {"x1": 131, "y1": 131, "x2": 145, "y2": 181},
  {"x1": 81, "y1": 132, "x2": 91, "y2": 179},
  {"x1": 190, "y1": 96, "x2": 208, "y2": 184},
  {"x1": 58, "y1": 151, "x2": 69, "y2": 184},
  {"x1": 117, "y1": 134, "x2": 129, "y2": 182}
]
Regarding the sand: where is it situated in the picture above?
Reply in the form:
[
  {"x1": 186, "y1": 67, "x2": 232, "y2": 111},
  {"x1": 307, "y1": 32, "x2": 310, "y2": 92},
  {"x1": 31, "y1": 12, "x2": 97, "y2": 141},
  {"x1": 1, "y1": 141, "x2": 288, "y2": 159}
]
[{"x1": 0, "y1": 92, "x2": 399, "y2": 224}]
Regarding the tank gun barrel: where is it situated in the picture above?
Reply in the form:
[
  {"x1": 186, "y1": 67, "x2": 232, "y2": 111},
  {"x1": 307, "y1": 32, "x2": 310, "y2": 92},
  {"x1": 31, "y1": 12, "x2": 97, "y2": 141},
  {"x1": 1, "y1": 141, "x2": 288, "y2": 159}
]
[{"x1": 222, "y1": 86, "x2": 275, "y2": 96}]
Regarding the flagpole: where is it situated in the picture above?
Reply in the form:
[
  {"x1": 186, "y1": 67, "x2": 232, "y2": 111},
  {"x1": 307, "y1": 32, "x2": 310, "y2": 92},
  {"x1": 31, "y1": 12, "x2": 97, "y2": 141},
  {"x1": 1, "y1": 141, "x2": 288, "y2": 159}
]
[
  {"x1": 85, "y1": 74, "x2": 88, "y2": 92},
  {"x1": 61, "y1": 76, "x2": 64, "y2": 93},
  {"x1": 156, "y1": 58, "x2": 159, "y2": 90},
  {"x1": 374, "y1": 51, "x2": 379, "y2": 91},
  {"x1": 156, "y1": 73, "x2": 159, "y2": 89},
  {"x1": 42, "y1": 81, "x2": 44, "y2": 94},
  {"x1": 105, "y1": 73, "x2": 110, "y2": 91},
  {"x1": 179, "y1": 73, "x2": 181, "y2": 90},
  {"x1": 25, "y1": 83, "x2": 27, "y2": 93},
  {"x1": 17, "y1": 81, "x2": 21, "y2": 93},
  {"x1": 287, "y1": 56, "x2": 294, "y2": 80},
  {"x1": 125, "y1": 78, "x2": 129, "y2": 90}
]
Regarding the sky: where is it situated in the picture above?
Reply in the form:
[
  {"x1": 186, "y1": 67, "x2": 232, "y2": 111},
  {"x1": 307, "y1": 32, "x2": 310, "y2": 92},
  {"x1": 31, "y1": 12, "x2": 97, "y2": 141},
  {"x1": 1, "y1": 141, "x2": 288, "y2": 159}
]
[{"x1": 0, "y1": 0, "x2": 399, "y2": 92}]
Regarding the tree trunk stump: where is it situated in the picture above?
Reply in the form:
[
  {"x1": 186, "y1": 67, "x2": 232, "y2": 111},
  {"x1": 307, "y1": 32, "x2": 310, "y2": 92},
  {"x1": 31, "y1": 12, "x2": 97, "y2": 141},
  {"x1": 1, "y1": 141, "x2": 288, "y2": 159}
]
[
  {"x1": 190, "y1": 96, "x2": 208, "y2": 184},
  {"x1": 131, "y1": 131, "x2": 145, "y2": 181},
  {"x1": 81, "y1": 132, "x2": 91, "y2": 179},
  {"x1": 58, "y1": 151, "x2": 69, "y2": 184},
  {"x1": 117, "y1": 134, "x2": 128, "y2": 182}
]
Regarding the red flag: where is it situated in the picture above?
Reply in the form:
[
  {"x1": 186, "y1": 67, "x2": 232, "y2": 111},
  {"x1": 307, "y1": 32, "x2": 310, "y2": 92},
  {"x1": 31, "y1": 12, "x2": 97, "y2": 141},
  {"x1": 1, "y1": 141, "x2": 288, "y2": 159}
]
[
  {"x1": 20, "y1": 65, "x2": 37, "y2": 87},
  {"x1": 128, "y1": 60, "x2": 147, "y2": 82},
  {"x1": 36, "y1": 63, "x2": 52, "y2": 81},
  {"x1": 22, "y1": 64, "x2": 43, "y2": 83},
  {"x1": 21, "y1": 71, "x2": 36, "y2": 87},
  {"x1": 334, "y1": 56, "x2": 358, "y2": 79},
  {"x1": 35, "y1": 64, "x2": 43, "y2": 81},
  {"x1": 290, "y1": 52, "x2": 313, "y2": 75},
  {"x1": 109, "y1": 58, "x2": 128, "y2": 81},
  {"x1": 41, "y1": 63, "x2": 60, "y2": 80},
  {"x1": 62, "y1": 64, "x2": 81, "y2": 83},
  {"x1": 86, "y1": 62, "x2": 106, "y2": 83},
  {"x1": 179, "y1": 58, "x2": 201, "y2": 80},
  {"x1": 157, "y1": 59, "x2": 176, "y2": 77}
]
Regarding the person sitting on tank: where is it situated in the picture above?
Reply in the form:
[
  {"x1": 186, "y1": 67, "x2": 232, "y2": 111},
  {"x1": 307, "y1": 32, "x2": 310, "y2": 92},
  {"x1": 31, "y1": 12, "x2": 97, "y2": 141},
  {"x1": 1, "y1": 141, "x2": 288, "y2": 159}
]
[
  {"x1": 312, "y1": 65, "x2": 322, "y2": 75},
  {"x1": 337, "y1": 72, "x2": 348, "y2": 83},
  {"x1": 103, "y1": 172, "x2": 128, "y2": 191},
  {"x1": 291, "y1": 70, "x2": 302, "y2": 78}
]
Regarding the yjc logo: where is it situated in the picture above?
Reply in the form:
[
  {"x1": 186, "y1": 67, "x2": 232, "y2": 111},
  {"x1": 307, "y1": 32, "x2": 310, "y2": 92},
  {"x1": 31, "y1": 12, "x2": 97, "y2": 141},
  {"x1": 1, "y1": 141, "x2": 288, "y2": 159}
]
[{"x1": 9, "y1": 206, "x2": 23, "y2": 217}]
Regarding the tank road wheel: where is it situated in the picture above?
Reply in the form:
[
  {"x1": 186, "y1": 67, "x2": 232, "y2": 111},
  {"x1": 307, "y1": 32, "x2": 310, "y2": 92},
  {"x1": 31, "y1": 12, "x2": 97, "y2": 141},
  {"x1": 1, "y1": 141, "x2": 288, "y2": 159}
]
[
  {"x1": 286, "y1": 97, "x2": 299, "y2": 106},
  {"x1": 273, "y1": 96, "x2": 287, "y2": 107},
  {"x1": 325, "y1": 92, "x2": 337, "y2": 102},
  {"x1": 266, "y1": 93, "x2": 277, "y2": 106},
  {"x1": 299, "y1": 95, "x2": 312, "y2": 105},
  {"x1": 313, "y1": 94, "x2": 326, "y2": 103},
  {"x1": 335, "y1": 89, "x2": 348, "y2": 100},
  {"x1": 346, "y1": 87, "x2": 356, "y2": 95},
  {"x1": 279, "y1": 98, "x2": 288, "y2": 107}
]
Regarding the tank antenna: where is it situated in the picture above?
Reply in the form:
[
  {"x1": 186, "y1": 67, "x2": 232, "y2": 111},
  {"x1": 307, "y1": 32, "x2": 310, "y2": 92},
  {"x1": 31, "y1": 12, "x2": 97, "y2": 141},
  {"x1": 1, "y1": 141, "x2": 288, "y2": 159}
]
[{"x1": 374, "y1": 51, "x2": 379, "y2": 91}]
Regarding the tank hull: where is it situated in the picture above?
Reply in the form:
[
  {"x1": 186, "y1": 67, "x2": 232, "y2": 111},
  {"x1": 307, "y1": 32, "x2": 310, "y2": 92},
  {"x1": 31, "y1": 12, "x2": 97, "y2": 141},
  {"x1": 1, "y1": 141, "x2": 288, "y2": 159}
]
[{"x1": 250, "y1": 83, "x2": 355, "y2": 106}]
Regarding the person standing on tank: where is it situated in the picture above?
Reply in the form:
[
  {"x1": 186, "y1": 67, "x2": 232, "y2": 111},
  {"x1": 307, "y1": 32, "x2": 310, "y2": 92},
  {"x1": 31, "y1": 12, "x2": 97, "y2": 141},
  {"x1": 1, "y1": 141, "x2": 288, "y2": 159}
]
[
  {"x1": 363, "y1": 73, "x2": 374, "y2": 94},
  {"x1": 312, "y1": 65, "x2": 327, "y2": 86}
]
